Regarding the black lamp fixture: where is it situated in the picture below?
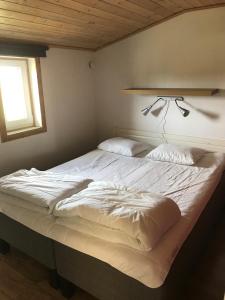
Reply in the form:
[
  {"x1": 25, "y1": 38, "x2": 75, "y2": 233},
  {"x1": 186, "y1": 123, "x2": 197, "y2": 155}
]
[
  {"x1": 141, "y1": 96, "x2": 190, "y2": 117},
  {"x1": 174, "y1": 97, "x2": 190, "y2": 117},
  {"x1": 141, "y1": 97, "x2": 164, "y2": 116}
]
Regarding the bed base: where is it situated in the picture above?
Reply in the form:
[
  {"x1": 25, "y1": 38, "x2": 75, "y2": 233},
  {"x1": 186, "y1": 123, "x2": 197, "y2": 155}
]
[
  {"x1": 54, "y1": 173, "x2": 225, "y2": 300},
  {"x1": 59, "y1": 276, "x2": 76, "y2": 298},
  {"x1": 0, "y1": 238, "x2": 10, "y2": 255},
  {"x1": 0, "y1": 213, "x2": 59, "y2": 289}
]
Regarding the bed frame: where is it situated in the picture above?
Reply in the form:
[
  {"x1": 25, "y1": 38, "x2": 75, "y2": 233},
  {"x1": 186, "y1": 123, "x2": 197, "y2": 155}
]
[
  {"x1": 0, "y1": 129, "x2": 225, "y2": 299},
  {"x1": 55, "y1": 172, "x2": 225, "y2": 300},
  {"x1": 53, "y1": 129, "x2": 225, "y2": 299},
  {"x1": 0, "y1": 213, "x2": 59, "y2": 288}
]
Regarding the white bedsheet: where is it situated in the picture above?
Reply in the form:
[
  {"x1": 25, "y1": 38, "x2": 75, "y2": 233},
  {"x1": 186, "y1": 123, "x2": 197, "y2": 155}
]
[{"x1": 0, "y1": 149, "x2": 224, "y2": 288}]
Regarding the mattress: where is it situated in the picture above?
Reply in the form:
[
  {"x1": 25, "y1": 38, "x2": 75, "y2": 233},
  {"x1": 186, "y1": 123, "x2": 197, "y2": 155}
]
[{"x1": 0, "y1": 149, "x2": 225, "y2": 288}]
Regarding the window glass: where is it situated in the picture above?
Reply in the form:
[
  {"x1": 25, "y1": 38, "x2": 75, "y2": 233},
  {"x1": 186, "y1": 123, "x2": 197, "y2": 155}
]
[{"x1": 0, "y1": 65, "x2": 28, "y2": 121}]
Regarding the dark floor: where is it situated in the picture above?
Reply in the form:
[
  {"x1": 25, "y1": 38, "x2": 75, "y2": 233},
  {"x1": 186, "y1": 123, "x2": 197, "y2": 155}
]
[
  {"x1": 0, "y1": 216, "x2": 224, "y2": 300},
  {"x1": 0, "y1": 248, "x2": 95, "y2": 300}
]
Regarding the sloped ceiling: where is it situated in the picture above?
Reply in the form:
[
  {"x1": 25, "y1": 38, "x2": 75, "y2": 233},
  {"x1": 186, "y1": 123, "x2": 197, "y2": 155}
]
[{"x1": 0, "y1": 0, "x2": 225, "y2": 50}]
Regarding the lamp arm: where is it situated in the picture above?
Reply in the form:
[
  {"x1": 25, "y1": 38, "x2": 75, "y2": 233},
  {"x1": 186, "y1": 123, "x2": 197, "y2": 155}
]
[{"x1": 141, "y1": 97, "x2": 162, "y2": 113}]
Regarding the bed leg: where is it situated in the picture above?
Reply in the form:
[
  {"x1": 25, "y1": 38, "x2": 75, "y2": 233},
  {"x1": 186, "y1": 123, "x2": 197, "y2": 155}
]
[
  {"x1": 49, "y1": 269, "x2": 60, "y2": 289},
  {"x1": 59, "y1": 276, "x2": 76, "y2": 299},
  {"x1": 0, "y1": 239, "x2": 10, "y2": 255}
]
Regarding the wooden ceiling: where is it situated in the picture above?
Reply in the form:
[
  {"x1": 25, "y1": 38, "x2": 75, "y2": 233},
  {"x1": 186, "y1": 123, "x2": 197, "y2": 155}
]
[{"x1": 0, "y1": 0, "x2": 225, "y2": 51}]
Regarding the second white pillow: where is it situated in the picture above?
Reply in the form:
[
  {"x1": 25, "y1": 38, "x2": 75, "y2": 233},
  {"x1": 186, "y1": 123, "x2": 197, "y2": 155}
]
[{"x1": 146, "y1": 143, "x2": 206, "y2": 165}]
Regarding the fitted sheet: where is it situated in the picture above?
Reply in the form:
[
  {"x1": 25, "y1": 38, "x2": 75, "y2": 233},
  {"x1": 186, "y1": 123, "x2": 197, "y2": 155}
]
[{"x1": 0, "y1": 149, "x2": 225, "y2": 288}]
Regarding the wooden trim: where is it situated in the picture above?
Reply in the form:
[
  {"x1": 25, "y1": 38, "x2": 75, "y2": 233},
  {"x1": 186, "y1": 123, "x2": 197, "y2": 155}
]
[
  {"x1": 0, "y1": 89, "x2": 8, "y2": 142},
  {"x1": 121, "y1": 88, "x2": 219, "y2": 96},
  {"x1": 3, "y1": 126, "x2": 46, "y2": 142},
  {"x1": 35, "y1": 57, "x2": 47, "y2": 132},
  {"x1": 26, "y1": 58, "x2": 36, "y2": 127},
  {"x1": 0, "y1": 56, "x2": 27, "y2": 61},
  {"x1": 95, "y1": 3, "x2": 225, "y2": 51}
]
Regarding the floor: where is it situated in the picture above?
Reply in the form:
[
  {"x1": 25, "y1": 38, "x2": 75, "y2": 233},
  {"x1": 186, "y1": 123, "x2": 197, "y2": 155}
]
[
  {"x1": 0, "y1": 248, "x2": 95, "y2": 300},
  {"x1": 0, "y1": 217, "x2": 224, "y2": 300}
]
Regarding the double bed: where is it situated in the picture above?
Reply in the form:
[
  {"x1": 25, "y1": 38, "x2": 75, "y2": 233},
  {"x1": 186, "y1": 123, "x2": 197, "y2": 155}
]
[{"x1": 0, "y1": 130, "x2": 225, "y2": 299}]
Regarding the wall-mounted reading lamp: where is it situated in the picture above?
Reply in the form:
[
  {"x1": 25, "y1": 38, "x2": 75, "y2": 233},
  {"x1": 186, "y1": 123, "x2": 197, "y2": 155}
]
[
  {"x1": 141, "y1": 97, "x2": 163, "y2": 116},
  {"x1": 141, "y1": 96, "x2": 190, "y2": 117},
  {"x1": 174, "y1": 97, "x2": 190, "y2": 117}
]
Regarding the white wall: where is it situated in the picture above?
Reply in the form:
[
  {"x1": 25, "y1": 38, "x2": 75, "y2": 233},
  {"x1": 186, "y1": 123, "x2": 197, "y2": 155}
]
[
  {"x1": 0, "y1": 48, "x2": 97, "y2": 176},
  {"x1": 94, "y1": 7, "x2": 225, "y2": 141}
]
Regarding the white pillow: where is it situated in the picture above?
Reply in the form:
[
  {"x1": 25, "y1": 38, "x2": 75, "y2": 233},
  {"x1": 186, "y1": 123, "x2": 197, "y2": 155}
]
[
  {"x1": 146, "y1": 143, "x2": 205, "y2": 165},
  {"x1": 98, "y1": 137, "x2": 149, "y2": 157}
]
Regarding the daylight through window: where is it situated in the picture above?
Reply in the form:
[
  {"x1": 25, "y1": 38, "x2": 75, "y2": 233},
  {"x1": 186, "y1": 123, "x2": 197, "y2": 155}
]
[{"x1": 0, "y1": 57, "x2": 46, "y2": 142}]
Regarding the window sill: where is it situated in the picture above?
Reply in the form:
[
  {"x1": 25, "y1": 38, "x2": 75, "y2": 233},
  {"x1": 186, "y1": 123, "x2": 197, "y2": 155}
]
[{"x1": 1, "y1": 126, "x2": 47, "y2": 142}]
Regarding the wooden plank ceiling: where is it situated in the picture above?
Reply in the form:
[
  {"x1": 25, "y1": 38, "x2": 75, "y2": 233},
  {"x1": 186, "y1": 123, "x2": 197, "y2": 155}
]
[{"x1": 0, "y1": 0, "x2": 225, "y2": 51}]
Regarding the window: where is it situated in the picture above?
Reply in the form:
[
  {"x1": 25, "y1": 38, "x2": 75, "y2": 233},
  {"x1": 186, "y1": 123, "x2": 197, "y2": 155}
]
[{"x1": 0, "y1": 57, "x2": 46, "y2": 142}]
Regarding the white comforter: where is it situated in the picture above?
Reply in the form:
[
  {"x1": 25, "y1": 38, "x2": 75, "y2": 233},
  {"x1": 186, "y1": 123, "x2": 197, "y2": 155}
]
[
  {"x1": 0, "y1": 168, "x2": 91, "y2": 214},
  {"x1": 54, "y1": 181, "x2": 181, "y2": 251}
]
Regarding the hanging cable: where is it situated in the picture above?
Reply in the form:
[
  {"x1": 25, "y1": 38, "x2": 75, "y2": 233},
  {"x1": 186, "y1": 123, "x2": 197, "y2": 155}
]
[{"x1": 161, "y1": 99, "x2": 170, "y2": 143}]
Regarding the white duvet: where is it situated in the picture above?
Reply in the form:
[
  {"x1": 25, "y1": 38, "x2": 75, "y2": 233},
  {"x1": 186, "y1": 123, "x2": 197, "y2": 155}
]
[
  {"x1": 54, "y1": 181, "x2": 181, "y2": 251},
  {"x1": 0, "y1": 168, "x2": 91, "y2": 214}
]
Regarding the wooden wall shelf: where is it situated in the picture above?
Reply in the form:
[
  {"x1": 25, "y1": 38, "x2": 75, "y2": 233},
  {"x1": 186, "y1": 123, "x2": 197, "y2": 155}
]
[{"x1": 122, "y1": 88, "x2": 219, "y2": 96}]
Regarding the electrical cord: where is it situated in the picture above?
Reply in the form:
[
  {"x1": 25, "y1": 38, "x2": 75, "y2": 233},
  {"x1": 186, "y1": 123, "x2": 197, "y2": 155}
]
[{"x1": 161, "y1": 99, "x2": 170, "y2": 143}]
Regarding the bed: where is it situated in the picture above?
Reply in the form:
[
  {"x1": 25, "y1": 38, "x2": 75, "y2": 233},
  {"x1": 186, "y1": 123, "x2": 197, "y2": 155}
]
[{"x1": 0, "y1": 129, "x2": 225, "y2": 299}]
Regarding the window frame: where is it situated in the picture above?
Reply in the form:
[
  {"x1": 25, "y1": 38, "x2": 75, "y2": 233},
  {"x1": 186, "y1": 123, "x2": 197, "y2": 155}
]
[{"x1": 0, "y1": 57, "x2": 47, "y2": 142}]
